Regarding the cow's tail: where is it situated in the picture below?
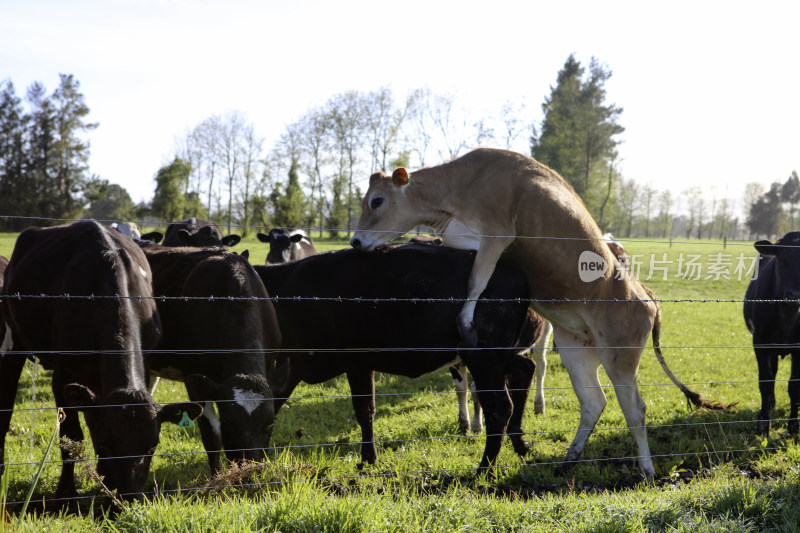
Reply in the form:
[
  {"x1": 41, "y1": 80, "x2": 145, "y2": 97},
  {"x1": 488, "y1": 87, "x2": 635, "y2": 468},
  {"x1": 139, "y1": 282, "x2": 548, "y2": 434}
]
[{"x1": 649, "y1": 291, "x2": 732, "y2": 411}]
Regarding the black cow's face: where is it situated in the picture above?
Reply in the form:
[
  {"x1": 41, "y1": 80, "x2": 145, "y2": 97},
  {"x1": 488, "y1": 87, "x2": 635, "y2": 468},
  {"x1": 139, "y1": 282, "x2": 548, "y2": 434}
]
[
  {"x1": 64, "y1": 385, "x2": 202, "y2": 500},
  {"x1": 260, "y1": 230, "x2": 293, "y2": 264},
  {"x1": 186, "y1": 373, "x2": 275, "y2": 463},
  {"x1": 756, "y1": 231, "x2": 800, "y2": 299}
]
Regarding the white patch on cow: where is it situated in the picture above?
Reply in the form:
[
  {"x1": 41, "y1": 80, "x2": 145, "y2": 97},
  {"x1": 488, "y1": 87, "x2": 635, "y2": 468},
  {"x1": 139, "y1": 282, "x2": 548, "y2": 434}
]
[
  {"x1": 203, "y1": 401, "x2": 221, "y2": 438},
  {"x1": 138, "y1": 266, "x2": 148, "y2": 279},
  {"x1": 232, "y1": 388, "x2": 265, "y2": 415},
  {"x1": 440, "y1": 218, "x2": 482, "y2": 251},
  {"x1": 0, "y1": 324, "x2": 13, "y2": 353}
]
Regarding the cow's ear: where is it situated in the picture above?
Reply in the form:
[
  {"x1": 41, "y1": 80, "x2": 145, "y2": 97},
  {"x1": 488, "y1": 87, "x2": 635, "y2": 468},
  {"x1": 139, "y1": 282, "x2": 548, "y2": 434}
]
[
  {"x1": 392, "y1": 168, "x2": 410, "y2": 187},
  {"x1": 140, "y1": 231, "x2": 163, "y2": 244},
  {"x1": 240, "y1": 249, "x2": 250, "y2": 261},
  {"x1": 755, "y1": 240, "x2": 778, "y2": 256},
  {"x1": 290, "y1": 233, "x2": 303, "y2": 243},
  {"x1": 369, "y1": 172, "x2": 385, "y2": 185},
  {"x1": 257, "y1": 233, "x2": 269, "y2": 243},
  {"x1": 221, "y1": 235, "x2": 241, "y2": 247},
  {"x1": 63, "y1": 383, "x2": 97, "y2": 409},
  {"x1": 177, "y1": 229, "x2": 193, "y2": 244},
  {"x1": 158, "y1": 401, "x2": 204, "y2": 426},
  {"x1": 185, "y1": 373, "x2": 223, "y2": 400}
]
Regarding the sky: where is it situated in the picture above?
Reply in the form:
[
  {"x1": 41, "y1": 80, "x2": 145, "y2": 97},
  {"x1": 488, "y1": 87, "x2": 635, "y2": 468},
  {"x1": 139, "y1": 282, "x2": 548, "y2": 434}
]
[{"x1": 2, "y1": 0, "x2": 799, "y2": 214}]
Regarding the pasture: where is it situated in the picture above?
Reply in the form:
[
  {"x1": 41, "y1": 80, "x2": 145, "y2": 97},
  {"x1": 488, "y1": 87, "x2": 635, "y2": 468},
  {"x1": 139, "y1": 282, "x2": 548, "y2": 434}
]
[{"x1": 2, "y1": 232, "x2": 800, "y2": 531}]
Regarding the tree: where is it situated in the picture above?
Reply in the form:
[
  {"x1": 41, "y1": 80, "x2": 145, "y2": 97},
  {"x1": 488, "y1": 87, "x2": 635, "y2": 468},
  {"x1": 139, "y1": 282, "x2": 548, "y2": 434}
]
[
  {"x1": 86, "y1": 183, "x2": 135, "y2": 222},
  {"x1": 271, "y1": 158, "x2": 307, "y2": 229},
  {"x1": 531, "y1": 55, "x2": 624, "y2": 215},
  {"x1": 748, "y1": 182, "x2": 783, "y2": 238},
  {"x1": 152, "y1": 157, "x2": 192, "y2": 223},
  {"x1": 781, "y1": 171, "x2": 800, "y2": 230}
]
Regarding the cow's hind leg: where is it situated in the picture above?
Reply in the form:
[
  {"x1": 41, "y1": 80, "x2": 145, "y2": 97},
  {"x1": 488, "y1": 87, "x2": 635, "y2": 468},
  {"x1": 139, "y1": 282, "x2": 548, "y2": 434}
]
[
  {"x1": 464, "y1": 352, "x2": 513, "y2": 472},
  {"x1": 532, "y1": 320, "x2": 553, "y2": 415},
  {"x1": 596, "y1": 344, "x2": 654, "y2": 480},
  {"x1": 554, "y1": 331, "x2": 606, "y2": 466},
  {"x1": 505, "y1": 354, "x2": 535, "y2": 457},
  {"x1": 450, "y1": 364, "x2": 471, "y2": 435},
  {"x1": 346, "y1": 370, "x2": 377, "y2": 467},
  {"x1": 755, "y1": 348, "x2": 779, "y2": 434},
  {"x1": 788, "y1": 351, "x2": 800, "y2": 435},
  {"x1": 0, "y1": 352, "x2": 26, "y2": 482}
]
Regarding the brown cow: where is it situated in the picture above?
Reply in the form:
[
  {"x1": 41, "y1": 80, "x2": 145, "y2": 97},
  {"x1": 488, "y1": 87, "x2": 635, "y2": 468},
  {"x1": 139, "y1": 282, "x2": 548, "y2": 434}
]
[{"x1": 351, "y1": 148, "x2": 721, "y2": 479}]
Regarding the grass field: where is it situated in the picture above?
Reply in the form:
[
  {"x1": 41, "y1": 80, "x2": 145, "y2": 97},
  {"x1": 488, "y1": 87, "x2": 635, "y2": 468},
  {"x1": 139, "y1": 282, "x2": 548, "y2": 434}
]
[{"x1": 3, "y1": 232, "x2": 800, "y2": 531}]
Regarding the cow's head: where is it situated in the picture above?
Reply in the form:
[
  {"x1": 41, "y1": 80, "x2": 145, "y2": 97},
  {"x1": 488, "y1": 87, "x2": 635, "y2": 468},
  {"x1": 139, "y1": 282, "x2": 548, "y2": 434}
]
[
  {"x1": 63, "y1": 385, "x2": 202, "y2": 500},
  {"x1": 351, "y1": 168, "x2": 421, "y2": 251},
  {"x1": 755, "y1": 231, "x2": 800, "y2": 299},
  {"x1": 177, "y1": 226, "x2": 241, "y2": 248},
  {"x1": 185, "y1": 373, "x2": 275, "y2": 464},
  {"x1": 259, "y1": 229, "x2": 304, "y2": 264}
]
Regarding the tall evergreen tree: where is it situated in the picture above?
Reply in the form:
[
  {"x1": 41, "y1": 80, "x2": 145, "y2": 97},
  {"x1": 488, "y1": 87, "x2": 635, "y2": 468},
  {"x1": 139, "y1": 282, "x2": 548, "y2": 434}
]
[
  {"x1": 748, "y1": 182, "x2": 783, "y2": 238},
  {"x1": 531, "y1": 55, "x2": 624, "y2": 216},
  {"x1": 271, "y1": 159, "x2": 307, "y2": 229},
  {"x1": 152, "y1": 157, "x2": 192, "y2": 223}
]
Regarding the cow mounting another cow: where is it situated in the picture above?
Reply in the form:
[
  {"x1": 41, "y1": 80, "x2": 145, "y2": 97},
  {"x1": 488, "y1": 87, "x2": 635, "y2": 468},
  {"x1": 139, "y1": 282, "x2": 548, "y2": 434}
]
[{"x1": 351, "y1": 148, "x2": 724, "y2": 480}]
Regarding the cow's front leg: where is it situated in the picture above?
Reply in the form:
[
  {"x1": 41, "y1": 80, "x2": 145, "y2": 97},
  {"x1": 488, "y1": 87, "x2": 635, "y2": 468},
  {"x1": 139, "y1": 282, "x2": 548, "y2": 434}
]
[
  {"x1": 458, "y1": 237, "x2": 512, "y2": 347},
  {"x1": 347, "y1": 370, "x2": 376, "y2": 467},
  {"x1": 755, "y1": 349, "x2": 778, "y2": 435}
]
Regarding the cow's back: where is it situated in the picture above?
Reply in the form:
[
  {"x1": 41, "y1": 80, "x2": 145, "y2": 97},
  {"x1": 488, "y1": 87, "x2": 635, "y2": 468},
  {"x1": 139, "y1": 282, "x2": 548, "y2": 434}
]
[
  {"x1": 257, "y1": 244, "x2": 529, "y2": 377},
  {"x1": 144, "y1": 247, "x2": 281, "y2": 378},
  {"x1": 4, "y1": 221, "x2": 160, "y2": 356},
  {"x1": 744, "y1": 254, "x2": 800, "y2": 353}
]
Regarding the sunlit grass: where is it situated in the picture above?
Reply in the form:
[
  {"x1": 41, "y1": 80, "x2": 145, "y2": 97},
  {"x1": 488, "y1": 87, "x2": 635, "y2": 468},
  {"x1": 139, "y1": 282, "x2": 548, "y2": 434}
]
[{"x1": 4, "y1": 234, "x2": 799, "y2": 531}]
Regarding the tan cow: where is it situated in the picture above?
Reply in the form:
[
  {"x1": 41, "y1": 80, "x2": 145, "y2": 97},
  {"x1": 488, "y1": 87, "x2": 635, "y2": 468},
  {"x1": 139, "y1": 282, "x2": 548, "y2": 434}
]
[{"x1": 351, "y1": 147, "x2": 721, "y2": 479}]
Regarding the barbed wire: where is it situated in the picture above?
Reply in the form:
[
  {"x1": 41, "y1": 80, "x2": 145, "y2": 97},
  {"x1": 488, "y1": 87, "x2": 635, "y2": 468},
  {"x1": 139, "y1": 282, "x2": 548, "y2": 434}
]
[
  {"x1": 0, "y1": 413, "x2": 780, "y2": 471},
  {"x1": 3, "y1": 441, "x2": 795, "y2": 507},
  {"x1": 1, "y1": 292, "x2": 794, "y2": 304},
  {"x1": 0, "y1": 213, "x2": 787, "y2": 249},
  {"x1": 0, "y1": 373, "x2": 772, "y2": 419}
]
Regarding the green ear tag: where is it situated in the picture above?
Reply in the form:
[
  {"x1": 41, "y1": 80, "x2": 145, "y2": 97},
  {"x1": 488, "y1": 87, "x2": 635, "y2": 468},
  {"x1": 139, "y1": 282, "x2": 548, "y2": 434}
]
[{"x1": 178, "y1": 411, "x2": 194, "y2": 428}]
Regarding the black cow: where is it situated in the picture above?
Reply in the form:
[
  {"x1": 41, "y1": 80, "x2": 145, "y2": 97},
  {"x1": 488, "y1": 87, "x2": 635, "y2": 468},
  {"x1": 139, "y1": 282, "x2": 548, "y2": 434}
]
[
  {"x1": 744, "y1": 231, "x2": 800, "y2": 435},
  {"x1": 162, "y1": 217, "x2": 240, "y2": 248},
  {"x1": 141, "y1": 245, "x2": 283, "y2": 473},
  {"x1": 0, "y1": 255, "x2": 8, "y2": 349},
  {"x1": 255, "y1": 243, "x2": 534, "y2": 471},
  {"x1": 258, "y1": 228, "x2": 317, "y2": 264},
  {"x1": 0, "y1": 221, "x2": 202, "y2": 502}
]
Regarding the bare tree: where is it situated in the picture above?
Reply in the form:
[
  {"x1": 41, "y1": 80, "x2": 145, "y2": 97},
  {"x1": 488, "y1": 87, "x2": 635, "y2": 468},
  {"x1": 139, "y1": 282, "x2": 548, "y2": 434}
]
[{"x1": 327, "y1": 91, "x2": 366, "y2": 236}]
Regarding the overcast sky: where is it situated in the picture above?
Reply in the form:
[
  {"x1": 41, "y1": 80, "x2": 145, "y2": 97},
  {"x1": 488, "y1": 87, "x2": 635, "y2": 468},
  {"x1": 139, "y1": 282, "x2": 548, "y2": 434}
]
[{"x1": 2, "y1": 0, "x2": 799, "y2": 211}]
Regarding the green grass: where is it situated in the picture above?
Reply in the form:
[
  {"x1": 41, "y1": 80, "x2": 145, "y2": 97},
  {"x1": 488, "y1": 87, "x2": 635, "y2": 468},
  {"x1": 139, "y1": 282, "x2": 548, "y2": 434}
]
[{"x1": 5, "y1": 234, "x2": 800, "y2": 531}]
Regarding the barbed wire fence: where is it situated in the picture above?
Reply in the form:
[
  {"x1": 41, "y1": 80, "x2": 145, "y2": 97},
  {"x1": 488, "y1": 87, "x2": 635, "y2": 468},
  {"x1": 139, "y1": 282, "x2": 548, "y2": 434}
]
[{"x1": 0, "y1": 214, "x2": 794, "y2": 507}]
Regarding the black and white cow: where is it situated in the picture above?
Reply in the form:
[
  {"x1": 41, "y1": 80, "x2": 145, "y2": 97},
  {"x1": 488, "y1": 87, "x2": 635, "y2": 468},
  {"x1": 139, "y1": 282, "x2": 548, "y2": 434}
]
[
  {"x1": 744, "y1": 231, "x2": 800, "y2": 435},
  {"x1": 256, "y1": 243, "x2": 534, "y2": 471},
  {"x1": 0, "y1": 221, "x2": 202, "y2": 502},
  {"x1": 141, "y1": 245, "x2": 283, "y2": 473},
  {"x1": 162, "y1": 218, "x2": 240, "y2": 248},
  {"x1": 258, "y1": 228, "x2": 317, "y2": 265}
]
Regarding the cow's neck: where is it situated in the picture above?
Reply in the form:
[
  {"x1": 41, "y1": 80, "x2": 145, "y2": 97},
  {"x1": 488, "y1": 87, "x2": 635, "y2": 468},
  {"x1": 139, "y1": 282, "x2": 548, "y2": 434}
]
[{"x1": 407, "y1": 165, "x2": 476, "y2": 240}]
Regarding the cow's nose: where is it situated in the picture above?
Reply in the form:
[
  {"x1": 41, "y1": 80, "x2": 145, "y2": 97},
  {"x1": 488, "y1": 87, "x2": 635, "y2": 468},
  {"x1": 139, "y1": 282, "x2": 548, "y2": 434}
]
[{"x1": 350, "y1": 237, "x2": 362, "y2": 250}]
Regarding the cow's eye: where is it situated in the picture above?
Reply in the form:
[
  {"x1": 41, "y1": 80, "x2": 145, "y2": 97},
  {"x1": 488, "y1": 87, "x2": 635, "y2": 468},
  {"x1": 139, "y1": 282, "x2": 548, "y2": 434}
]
[{"x1": 370, "y1": 197, "x2": 384, "y2": 210}]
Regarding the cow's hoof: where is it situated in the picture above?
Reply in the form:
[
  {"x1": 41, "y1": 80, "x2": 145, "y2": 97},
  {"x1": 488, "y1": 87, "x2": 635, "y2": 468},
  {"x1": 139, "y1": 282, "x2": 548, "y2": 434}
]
[
  {"x1": 788, "y1": 419, "x2": 799, "y2": 435},
  {"x1": 511, "y1": 438, "x2": 530, "y2": 457},
  {"x1": 756, "y1": 419, "x2": 771, "y2": 435},
  {"x1": 457, "y1": 420, "x2": 469, "y2": 436},
  {"x1": 533, "y1": 401, "x2": 545, "y2": 415},
  {"x1": 470, "y1": 421, "x2": 483, "y2": 434}
]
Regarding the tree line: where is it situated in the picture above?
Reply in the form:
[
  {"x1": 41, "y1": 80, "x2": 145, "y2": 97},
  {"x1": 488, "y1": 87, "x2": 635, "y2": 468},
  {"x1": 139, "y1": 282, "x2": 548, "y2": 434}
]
[{"x1": 1, "y1": 58, "x2": 796, "y2": 241}]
